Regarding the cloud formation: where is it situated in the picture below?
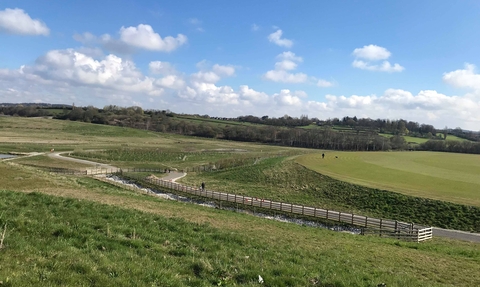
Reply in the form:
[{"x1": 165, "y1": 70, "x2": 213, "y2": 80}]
[
  {"x1": 1, "y1": 46, "x2": 479, "y2": 129},
  {"x1": 267, "y1": 29, "x2": 293, "y2": 48},
  {"x1": 73, "y1": 24, "x2": 187, "y2": 53},
  {"x1": 352, "y1": 45, "x2": 391, "y2": 61},
  {"x1": 263, "y1": 52, "x2": 334, "y2": 87},
  {"x1": 443, "y1": 63, "x2": 480, "y2": 90},
  {"x1": 263, "y1": 52, "x2": 307, "y2": 83},
  {"x1": 352, "y1": 45, "x2": 404, "y2": 73},
  {"x1": 0, "y1": 8, "x2": 49, "y2": 36}
]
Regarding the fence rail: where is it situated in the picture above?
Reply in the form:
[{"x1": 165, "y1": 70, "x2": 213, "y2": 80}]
[
  {"x1": 50, "y1": 166, "x2": 433, "y2": 242},
  {"x1": 141, "y1": 176, "x2": 432, "y2": 242}
]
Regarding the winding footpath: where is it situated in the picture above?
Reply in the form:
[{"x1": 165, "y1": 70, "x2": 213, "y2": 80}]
[{"x1": 5, "y1": 151, "x2": 480, "y2": 243}]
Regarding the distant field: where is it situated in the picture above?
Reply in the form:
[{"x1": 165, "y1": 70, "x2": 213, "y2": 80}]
[
  {"x1": 296, "y1": 151, "x2": 480, "y2": 206},
  {"x1": 379, "y1": 133, "x2": 470, "y2": 144}
]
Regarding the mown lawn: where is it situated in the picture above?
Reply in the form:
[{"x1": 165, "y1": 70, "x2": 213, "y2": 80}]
[{"x1": 296, "y1": 151, "x2": 480, "y2": 207}]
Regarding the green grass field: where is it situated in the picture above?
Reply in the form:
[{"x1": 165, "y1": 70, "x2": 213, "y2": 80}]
[
  {"x1": 2, "y1": 117, "x2": 480, "y2": 286},
  {"x1": 379, "y1": 133, "x2": 470, "y2": 144},
  {"x1": 296, "y1": 151, "x2": 480, "y2": 207}
]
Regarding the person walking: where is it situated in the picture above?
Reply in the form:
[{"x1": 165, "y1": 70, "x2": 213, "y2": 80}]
[
  {"x1": 201, "y1": 182, "x2": 205, "y2": 191},
  {"x1": 322, "y1": 153, "x2": 325, "y2": 159}
]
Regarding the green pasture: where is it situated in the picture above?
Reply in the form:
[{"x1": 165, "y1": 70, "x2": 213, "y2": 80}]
[
  {"x1": 175, "y1": 115, "x2": 259, "y2": 127},
  {"x1": 296, "y1": 151, "x2": 480, "y2": 207},
  {"x1": 379, "y1": 133, "x2": 470, "y2": 144}
]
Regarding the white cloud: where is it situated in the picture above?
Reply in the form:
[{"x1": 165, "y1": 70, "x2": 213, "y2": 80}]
[
  {"x1": 268, "y1": 29, "x2": 293, "y2": 48},
  {"x1": 0, "y1": 49, "x2": 167, "y2": 96},
  {"x1": 212, "y1": 64, "x2": 235, "y2": 77},
  {"x1": 2, "y1": 49, "x2": 479, "y2": 130},
  {"x1": 149, "y1": 61, "x2": 175, "y2": 75},
  {"x1": 119, "y1": 24, "x2": 187, "y2": 52},
  {"x1": 0, "y1": 8, "x2": 49, "y2": 36},
  {"x1": 264, "y1": 52, "x2": 308, "y2": 83},
  {"x1": 274, "y1": 60, "x2": 297, "y2": 70},
  {"x1": 76, "y1": 47, "x2": 104, "y2": 58},
  {"x1": 305, "y1": 87, "x2": 480, "y2": 129},
  {"x1": 352, "y1": 45, "x2": 391, "y2": 61},
  {"x1": 443, "y1": 63, "x2": 480, "y2": 90},
  {"x1": 317, "y1": 79, "x2": 334, "y2": 87},
  {"x1": 277, "y1": 51, "x2": 302, "y2": 62},
  {"x1": 273, "y1": 89, "x2": 302, "y2": 106},
  {"x1": 251, "y1": 24, "x2": 259, "y2": 31},
  {"x1": 264, "y1": 70, "x2": 308, "y2": 83},
  {"x1": 73, "y1": 25, "x2": 187, "y2": 53},
  {"x1": 155, "y1": 75, "x2": 185, "y2": 89},
  {"x1": 238, "y1": 85, "x2": 269, "y2": 103},
  {"x1": 352, "y1": 60, "x2": 404, "y2": 72},
  {"x1": 189, "y1": 63, "x2": 236, "y2": 84},
  {"x1": 352, "y1": 45, "x2": 404, "y2": 73}
]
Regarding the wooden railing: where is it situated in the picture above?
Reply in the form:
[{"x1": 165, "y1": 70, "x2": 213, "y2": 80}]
[
  {"x1": 140, "y1": 177, "x2": 432, "y2": 242},
  {"x1": 50, "y1": 167, "x2": 433, "y2": 242}
]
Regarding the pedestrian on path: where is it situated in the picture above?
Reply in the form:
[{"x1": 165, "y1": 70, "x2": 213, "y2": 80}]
[{"x1": 201, "y1": 182, "x2": 205, "y2": 191}]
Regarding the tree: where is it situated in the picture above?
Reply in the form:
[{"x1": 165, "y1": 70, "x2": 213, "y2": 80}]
[{"x1": 443, "y1": 126, "x2": 448, "y2": 140}]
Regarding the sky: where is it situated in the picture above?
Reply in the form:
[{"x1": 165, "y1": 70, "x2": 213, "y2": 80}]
[{"x1": 1, "y1": 1, "x2": 480, "y2": 130}]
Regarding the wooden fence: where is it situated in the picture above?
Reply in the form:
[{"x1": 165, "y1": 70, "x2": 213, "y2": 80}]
[
  {"x1": 140, "y1": 176, "x2": 432, "y2": 242},
  {"x1": 51, "y1": 167, "x2": 433, "y2": 242}
]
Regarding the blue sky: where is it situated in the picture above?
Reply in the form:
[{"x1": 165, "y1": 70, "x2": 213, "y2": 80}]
[{"x1": 1, "y1": 0, "x2": 480, "y2": 130}]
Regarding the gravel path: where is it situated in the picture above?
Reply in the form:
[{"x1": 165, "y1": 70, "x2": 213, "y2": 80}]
[{"x1": 48, "y1": 151, "x2": 118, "y2": 170}]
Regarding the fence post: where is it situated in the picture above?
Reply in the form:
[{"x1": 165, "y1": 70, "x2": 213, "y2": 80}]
[
  {"x1": 351, "y1": 213, "x2": 354, "y2": 225},
  {"x1": 365, "y1": 216, "x2": 368, "y2": 227},
  {"x1": 326, "y1": 209, "x2": 329, "y2": 220}
]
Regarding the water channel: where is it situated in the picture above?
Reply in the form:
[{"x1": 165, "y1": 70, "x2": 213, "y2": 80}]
[{"x1": 0, "y1": 154, "x2": 16, "y2": 159}]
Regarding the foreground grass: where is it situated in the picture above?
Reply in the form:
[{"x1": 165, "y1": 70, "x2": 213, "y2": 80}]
[
  {"x1": 179, "y1": 157, "x2": 480, "y2": 232},
  {"x1": 296, "y1": 151, "x2": 480, "y2": 207},
  {"x1": 1, "y1": 188, "x2": 480, "y2": 287}
]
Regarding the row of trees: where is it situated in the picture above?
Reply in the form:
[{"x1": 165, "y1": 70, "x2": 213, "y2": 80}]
[{"x1": 2, "y1": 104, "x2": 480, "y2": 154}]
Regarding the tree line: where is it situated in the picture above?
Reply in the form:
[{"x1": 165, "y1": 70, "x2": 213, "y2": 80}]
[{"x1": 1, "y1": 104, "x2": 480, "y2": 154}]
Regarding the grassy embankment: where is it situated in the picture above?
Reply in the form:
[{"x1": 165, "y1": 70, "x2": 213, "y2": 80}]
[{"x1": 1, "y1": 162, "x2": 480, "y2": 286}]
